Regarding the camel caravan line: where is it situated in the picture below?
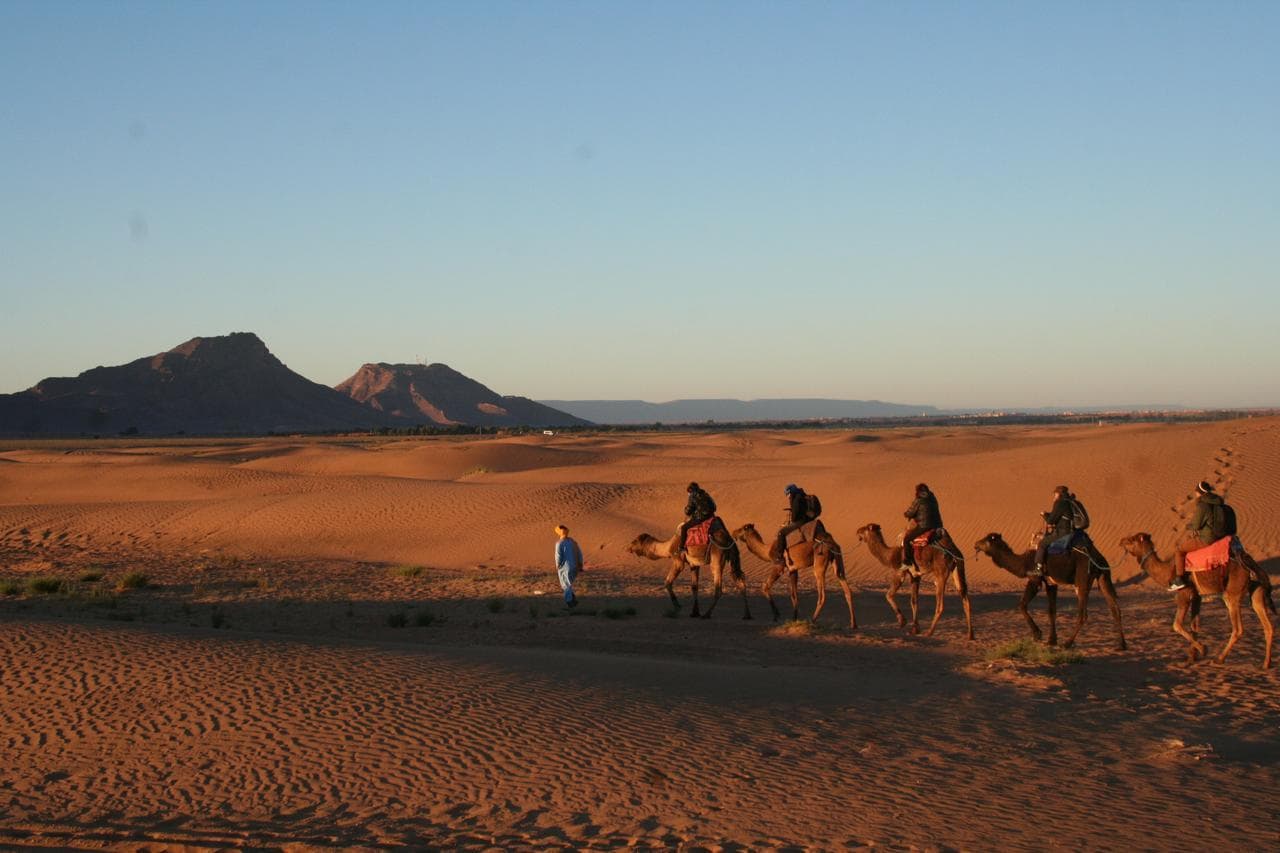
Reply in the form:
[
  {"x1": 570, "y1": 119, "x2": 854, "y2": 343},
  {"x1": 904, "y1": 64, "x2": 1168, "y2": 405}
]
[{"x1": 625, "y1": 490, "x2": 1276, "y2": 670}]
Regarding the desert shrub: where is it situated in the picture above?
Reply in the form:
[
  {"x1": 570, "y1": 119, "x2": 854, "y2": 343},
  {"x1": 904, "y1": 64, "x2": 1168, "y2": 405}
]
[
  {"x1": 767, "y1": 619, "x2": 828, "y2": 638},
  {"x1": 27, "y1": 576, "x2": 63, "y2": 595},
  {"x1": 78, "y1": 569, "x2": 104, "y2": 583},
  {"x1": 391, "y1": 565, "x2": 425, "y2": 579},
  {"x1": 210, "y1": 606, "x2": 226, "y2": 629},
  {"x1": 0, "y1": 580, "x2": 22, "y2": 596},
  {"x1": 984, "y1": 638, "x2": 1083, "y2": 666},
  {"x1": 414, "y1": 609, "x2": 435, "y2": 627},
  {"x1": 387, "y1": 611, "x2": 409, "y2": 628},
  {"x1": 486, "y1": 597, "x2": 505, "y2": 614},
  {"x1": 117, "y1": 572, "x2": 149, "y2": 591}
]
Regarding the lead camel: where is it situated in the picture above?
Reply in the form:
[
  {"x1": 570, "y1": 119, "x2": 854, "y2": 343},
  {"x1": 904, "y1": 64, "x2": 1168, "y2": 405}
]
[{"x1": 625, "y1": 523, "x2": 752, "y2": 619}]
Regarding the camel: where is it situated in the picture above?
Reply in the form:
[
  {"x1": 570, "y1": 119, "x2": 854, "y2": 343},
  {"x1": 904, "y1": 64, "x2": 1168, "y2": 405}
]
[
  {"x1": 625, "y1": 521, "x2": 752, "y2": 619},
  {"x1": 1118, "y1": 532, "x2": 1273, "y2": 669},
  {"x1": 855, "y1": 523, "x2": 974, "y2": 640},
  {"x1": 731, "y1": 522, "x2": 856, "y2": 627},
  {"x1": 973, "y1": 532, "x2": 1126, "y2": 650}
]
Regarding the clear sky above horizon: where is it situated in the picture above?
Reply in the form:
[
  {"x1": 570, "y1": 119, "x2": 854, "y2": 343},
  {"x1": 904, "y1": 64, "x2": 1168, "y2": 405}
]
[{"x1": 2, "y1": 1, "x2": 1277, "y2": 409}]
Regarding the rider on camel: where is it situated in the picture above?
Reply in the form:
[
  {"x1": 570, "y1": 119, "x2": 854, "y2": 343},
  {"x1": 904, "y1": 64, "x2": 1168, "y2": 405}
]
[
  {"x1": 1169, "y1": 480, "x2": 1234, "y2": 591},
  {"x1": 901, "y1": 483, "x2": 942, "y2": 577},
  {"x1": 1030, "y1": 485, "x2": 1085, "y2": 578},
  {"x1": 773, "y1": 483, "x2": 820, "y2": 563},
  {"x1": 678, "y1": 482, "x2": 717, "y2": 556}
]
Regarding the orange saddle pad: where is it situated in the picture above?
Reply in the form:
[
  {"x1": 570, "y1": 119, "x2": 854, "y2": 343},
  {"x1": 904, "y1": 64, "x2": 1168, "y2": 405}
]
[{"x1": 1185, "y1": 536, "x2": 1235, "y2": 572}]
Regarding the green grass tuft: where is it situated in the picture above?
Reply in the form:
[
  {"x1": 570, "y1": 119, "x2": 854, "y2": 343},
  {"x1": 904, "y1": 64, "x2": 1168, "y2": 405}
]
[
  {"x1": 27, "y1": 576, "x2": 63, "y2": 595},
  {"x1": 78, "y1": 570, "x2": 105, "y2": 583},
  {"x1": 0, "y1": 580, "x2": 21, "y2": 596},
  {"x1": 984, "y1": 638, "x2": 1084, "y2": 666},
  {"x1": 391, "y1": 565, "x2": 425, "y2": 579},
  {"x1": 117, "y1": 571, "x2": 149, "y2": 591},
  {"x1": 413, "y1": 609, "x2": 436, "y2": 627}
]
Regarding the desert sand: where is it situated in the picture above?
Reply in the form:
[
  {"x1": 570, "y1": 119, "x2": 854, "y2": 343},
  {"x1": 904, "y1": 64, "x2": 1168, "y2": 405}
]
[{"x1": 1, "y1": 418, "x2": 1278, "y2": 849}]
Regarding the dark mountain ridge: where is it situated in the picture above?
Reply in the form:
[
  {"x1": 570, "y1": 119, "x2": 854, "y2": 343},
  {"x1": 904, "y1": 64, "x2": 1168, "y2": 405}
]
[{"x1": 0, "y1": 333, "x2": 585, "y2": 435}]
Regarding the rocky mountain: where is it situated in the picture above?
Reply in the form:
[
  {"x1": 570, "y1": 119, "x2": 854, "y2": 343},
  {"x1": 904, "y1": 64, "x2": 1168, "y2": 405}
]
[
  {"x1": 0, "y1": 334, "x2": 587, "y2": 436},
  {"x1": 0, "y1": 333, "x2": 392, "y2": 435},
  {"x1": 336, "y1": 363, "x2": 588, "y2": 428}
]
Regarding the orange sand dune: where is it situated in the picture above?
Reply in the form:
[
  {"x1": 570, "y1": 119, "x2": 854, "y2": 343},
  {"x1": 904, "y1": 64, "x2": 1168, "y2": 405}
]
[
  {"x1": 1, "y1": 418, "x2": 1277, "y2": 848},
  {"x1": 2, "y1": 418, "x2": 1276, "y2": 585}
]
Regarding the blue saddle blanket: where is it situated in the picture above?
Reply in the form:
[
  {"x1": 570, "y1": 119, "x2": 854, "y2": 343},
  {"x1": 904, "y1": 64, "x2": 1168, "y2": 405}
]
[{"x1": 1046, "y1": 531, "x2": 1088, "y2": 556}]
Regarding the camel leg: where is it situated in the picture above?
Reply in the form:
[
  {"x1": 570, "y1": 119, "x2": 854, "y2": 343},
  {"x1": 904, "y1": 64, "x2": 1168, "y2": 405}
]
[
  {"x1": 811, "y1": 558, "x2": 827, "y2": 624},
  {"x1": 688, "y1": 564, "x2": 701, "y2": 619},
  {"x1": 953, "y1": 561, "x2": 975, "y2": 640},
  {"x1": 701, "y1": 559, "x2": 724, "y2": 619},
  {"x1": 1019, "y1": 581, "x2": 1042, "y2": 641},
  {"x1": 730, "y1": 553, "x2": 752, "y2": 621},
  {"x1": 664, "y1": 559, "x2": 684, "y2": 609},
  {"x1": 1172, "y1": 591, "x2": 1204, "y2": 662},
  {"x1": 908, "y1": 576, "x2": 921, "y2": 635},
  {"x1": 1096, "y1": 571, "x2": 1127, "y2": 651},
  {"x1": 1045, "y1": 584, "x2": 1060, "y2": 646},
  {"x1": 1250, "y1": 586, "x2": 1274, "y2": 670},
  {"x1": 924, "y1": 564, "x2": 946, "y2": 638},
  {"x1": 787, "y1": 569, "x2": 800, "y2": 621},
  {"x1": 833, "y1": 550, "x2": 856, "y2": 630},
  {"x1": 1062, "y1": 577, "x2": 1089, "y2": 649},
  {"x1": 1215, "y1": 587, "x2": 1246, "y2": 664},
  {"x1": 884, "y1": 571, "x2": 907, "y2": 628},
  {"x1": 761, "y1": 563, "x2": 784, "y2": 621}
]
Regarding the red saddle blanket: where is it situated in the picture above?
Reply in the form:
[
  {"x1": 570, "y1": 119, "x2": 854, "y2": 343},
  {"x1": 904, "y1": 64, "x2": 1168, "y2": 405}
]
[
  {"x1": 1186, "y1": 535, "x2": 1236, "y2": 572},
  {"x1": 685, "y1": 518, "x2": 715, "y2": 549},
  {"x1": 911, "y1": 528, "x2": 940, "y2": 562}
]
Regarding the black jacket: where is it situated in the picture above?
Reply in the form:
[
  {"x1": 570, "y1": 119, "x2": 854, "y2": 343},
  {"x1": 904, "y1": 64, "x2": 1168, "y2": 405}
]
[
  {"x1": 904, "y1": 491, "x2": 943, "y2": 529},
  {"x1": 1043, "y1": 496, "x2": 1074, "y2": 538},
  {"x1": 789, "y1": 490, "x2": 816, "y2": 524},
  {"x1": 1188, "y1": 493, "x2": 1229, "y2": 544}
]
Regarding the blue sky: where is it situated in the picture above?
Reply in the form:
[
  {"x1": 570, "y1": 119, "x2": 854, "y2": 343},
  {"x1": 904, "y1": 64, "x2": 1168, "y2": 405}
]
[{"x1": 2, "y1": 1, "x2": 1277, "y2": 408}]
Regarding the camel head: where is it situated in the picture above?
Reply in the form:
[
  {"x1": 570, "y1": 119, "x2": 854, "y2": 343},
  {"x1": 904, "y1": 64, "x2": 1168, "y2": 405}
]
[
  {"x1": 1117, "y1": 532, "x2": 1154, "y2": 564},
  {"x1": 855, "y1": 523, "x2": 882, "y2": 544},
  {"x1": 731, "y1": 523, "x2": 757, "y2": 542},
  {"x1": 973, "y1": 532, "x2": 1007, "y2": 558},
  {"x1": 625, "y1": 533, "x2": 658, "y2": 556}
]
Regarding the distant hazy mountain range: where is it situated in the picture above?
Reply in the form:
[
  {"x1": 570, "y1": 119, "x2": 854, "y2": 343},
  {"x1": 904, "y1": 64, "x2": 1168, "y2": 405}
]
[
  {"x1": 0, "y1": 333, "x2": 586, "y2": 436},
  {"x1": 541, "y1": 399, "x2": 1193, "y2": 424},
  {"x1": 540, "y1": 399, "x2": 940, "y2": 424}
]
